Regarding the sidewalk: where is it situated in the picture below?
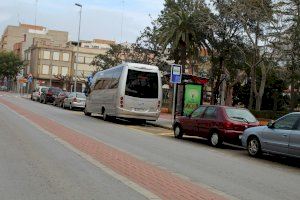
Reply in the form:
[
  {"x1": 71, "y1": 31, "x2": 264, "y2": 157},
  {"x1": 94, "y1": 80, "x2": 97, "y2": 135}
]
[{"x1": 147, "y1": 113, "x2": 173, "y2": 130}]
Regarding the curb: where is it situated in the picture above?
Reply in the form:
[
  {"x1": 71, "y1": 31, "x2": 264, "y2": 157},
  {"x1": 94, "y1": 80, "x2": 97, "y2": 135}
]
[{"x1": 146, "y1": 121, "x2": 173, "y2": 130}]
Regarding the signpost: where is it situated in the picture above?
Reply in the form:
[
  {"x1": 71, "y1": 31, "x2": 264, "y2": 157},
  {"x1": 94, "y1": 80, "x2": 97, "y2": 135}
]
[
  {"x1": 27, "y1": 74, "x2": 33, "y2": 97},
  {"x1": 170, "y1": 64, "x2": 182, "y2": 123}
]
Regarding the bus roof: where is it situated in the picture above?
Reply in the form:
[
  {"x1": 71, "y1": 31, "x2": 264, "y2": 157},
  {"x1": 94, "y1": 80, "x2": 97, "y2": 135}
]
[{"x1": 124, "y1": 63, "x2": 159, "y2": 71}]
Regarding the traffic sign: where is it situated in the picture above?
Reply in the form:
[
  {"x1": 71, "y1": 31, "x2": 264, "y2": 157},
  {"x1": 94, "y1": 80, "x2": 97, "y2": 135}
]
[{"x1": 170, "y1": 64, "x2": 182, "y2": 84}]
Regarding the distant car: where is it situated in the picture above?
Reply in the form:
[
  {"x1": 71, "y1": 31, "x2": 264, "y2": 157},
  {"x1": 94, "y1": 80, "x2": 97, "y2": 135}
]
[
  {"x1": 0, "y1": 86, "x2": 8, "y2": 91},
  {"x1": 40, "y1": 87, "x2": 62, "y2": 104},
  {"x1": 63, "y1": 92, "x2": 86, "y2": 110},
  {"x1": 53, "y1": 91, "x2": 69, "y2": 107},
  {"x1": 173, "y1": 105, "x2": 259, "y2": 147},
  {"x1": 31, "y1": 86, "x2": 49, "y2": 101},
  {"x1": 242, "y1": 113, "x2": 300, "y2": 158}
]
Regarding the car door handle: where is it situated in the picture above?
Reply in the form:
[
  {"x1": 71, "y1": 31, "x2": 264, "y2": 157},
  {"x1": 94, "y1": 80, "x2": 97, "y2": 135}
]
[{"x1": 283, "y1": 134, "x2": 288, "y2": 137}]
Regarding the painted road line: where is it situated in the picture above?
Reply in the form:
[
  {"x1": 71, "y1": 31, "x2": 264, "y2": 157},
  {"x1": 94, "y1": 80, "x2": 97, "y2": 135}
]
[{"x1": 0, "y1": 97, "x2": 234, "y2": 200}]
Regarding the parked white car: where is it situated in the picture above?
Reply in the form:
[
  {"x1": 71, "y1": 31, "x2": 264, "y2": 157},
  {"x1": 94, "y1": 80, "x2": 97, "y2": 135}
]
[
  {"x1": 31, "y1": 86, "x2": 49, "y2": 101},
  {"x1": 63, "y1": 92, "x2": 86, "y2": 110}
]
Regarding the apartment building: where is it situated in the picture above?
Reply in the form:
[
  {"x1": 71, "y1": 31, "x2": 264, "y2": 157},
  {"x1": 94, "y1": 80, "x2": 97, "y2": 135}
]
[
  {"x1": 68, "y1": 39, "x2": 115, "y2": 91},
  {"x1": 1, "y1": 23, "x2": 68, "y2": 57},
  {"x1": 25, "y1": 38, "x2": 73, "y2": 90}
]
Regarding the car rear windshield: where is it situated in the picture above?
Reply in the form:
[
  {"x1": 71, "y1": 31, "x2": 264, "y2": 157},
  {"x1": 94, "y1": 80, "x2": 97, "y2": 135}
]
[
  {"x1": 75, "y1": 93, "x2": 86, "y2": 98},
  {"x1": 51, "y1": 87, "x2": 62, "y2": 93},
  {"x1": 125, "y1": 69, "x2": 158, "y2": 98},
  {"x1": 225, "y1": 108, "x2": 257, "y2": 123}
]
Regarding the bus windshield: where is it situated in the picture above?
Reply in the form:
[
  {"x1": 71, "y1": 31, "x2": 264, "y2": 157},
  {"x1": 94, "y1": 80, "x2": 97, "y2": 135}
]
[{"x1": 125, "y1": 69, "x2": 158, "y2": 99}]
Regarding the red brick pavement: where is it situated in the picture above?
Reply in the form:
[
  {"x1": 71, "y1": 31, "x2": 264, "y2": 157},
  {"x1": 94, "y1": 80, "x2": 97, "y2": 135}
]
[{"x1": 0, "y1": 98, "x2": 228, "y2": 200}]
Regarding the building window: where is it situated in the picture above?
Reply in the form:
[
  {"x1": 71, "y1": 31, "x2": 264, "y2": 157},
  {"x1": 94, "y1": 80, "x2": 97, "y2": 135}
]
[
  {"x1": 52, "y1": 66, "x2": 59, "y2": 75},
  {"x1": 43, "y1": 50, "x2": 50, "y2": 59},
  {"x1": 77, "y1": 56, "x2": 84, "y2": 63},
  {"x1": 62, "y1": 53, "x2": 69, "y2": 61},
  {"x1": 53, "y1": 52, "x2": 60, "y2": 61},
  {"x1": 84, "y1": 45, "x2": 90, "y2": 48},
  {"x1": 42, "y1": 65, "x2": 49, "y2": 74},
  {"x1": 85, "y1": 57, "x2": 93, "y2": 64},
  {"x1": 61, "y1": 67, "x2": 68, "y2": 76}
]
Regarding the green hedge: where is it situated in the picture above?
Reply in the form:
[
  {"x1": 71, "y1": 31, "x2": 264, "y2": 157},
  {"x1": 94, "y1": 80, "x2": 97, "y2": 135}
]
[{"x1": 250, "y1": 110, "x2": 289, "y2": 120}]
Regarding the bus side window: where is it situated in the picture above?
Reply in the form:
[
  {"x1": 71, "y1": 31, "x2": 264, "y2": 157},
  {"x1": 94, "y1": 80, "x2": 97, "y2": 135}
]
[
  {"x1": 94, "y1": 80, "x2": 103, "y2": 90},
  {"x1": 110, "y1": 67, "x2": 123, "y2": 89}
]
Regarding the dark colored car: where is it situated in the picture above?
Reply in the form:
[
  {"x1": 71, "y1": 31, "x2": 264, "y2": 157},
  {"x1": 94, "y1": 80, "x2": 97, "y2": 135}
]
[
  {"x1": 53, "y1": 91, "x2": 70, "y2": 107},
  {"x1": 40, "y1": 87, "x2": 63, "y2": 104},
  {"x1": 173, "y1": 105, "x2": 259, "y2": 147}
]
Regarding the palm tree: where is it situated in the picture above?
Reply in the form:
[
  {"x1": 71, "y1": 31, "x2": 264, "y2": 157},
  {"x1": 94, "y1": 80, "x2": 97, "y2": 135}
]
[{"x1": 157, "y1": 0, "x2": 209, "y2": 71}]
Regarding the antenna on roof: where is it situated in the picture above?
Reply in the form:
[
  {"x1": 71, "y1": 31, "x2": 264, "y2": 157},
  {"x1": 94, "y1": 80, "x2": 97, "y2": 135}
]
[{"x1": 17, "y1": 13, "x2": 20, "y2": 24}]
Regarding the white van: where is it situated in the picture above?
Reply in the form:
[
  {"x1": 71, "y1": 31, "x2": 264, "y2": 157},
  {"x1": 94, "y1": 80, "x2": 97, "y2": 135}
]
[{"x1": 84, "y1": 63, "x2": 162, "y2": 121}]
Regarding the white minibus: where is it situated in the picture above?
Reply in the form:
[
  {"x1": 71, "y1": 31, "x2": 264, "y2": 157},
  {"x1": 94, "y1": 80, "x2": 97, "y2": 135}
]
[{"x1": 84, "y1": 63, "x2": 162, "y2": 122}]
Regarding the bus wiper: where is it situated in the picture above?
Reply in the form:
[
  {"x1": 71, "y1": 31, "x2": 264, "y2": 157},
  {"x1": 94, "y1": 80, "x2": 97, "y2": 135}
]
[{"x1": 231, "y1": 116, "x2": 249, "y2": 123}]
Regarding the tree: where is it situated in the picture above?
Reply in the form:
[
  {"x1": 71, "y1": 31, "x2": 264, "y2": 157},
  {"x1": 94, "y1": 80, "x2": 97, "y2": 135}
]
[
  {"x1": 231, "y1": 0, "x2": 280, "y2": 110},
  {"x1": 278, "y1": 0, "x2": 300, "y2": 110},
  {"x1": 0, "y1": 51, "x2": 23, "y2": 80},
  {"x1": 90, "y1": 44, "x2": 125, "y2": 71},
  {"x1": 207, "y1": 0, "x2": 247, "y2": 106},
  {"x1": 156, "y1": 0, "x2": 210, "y2": 71}
]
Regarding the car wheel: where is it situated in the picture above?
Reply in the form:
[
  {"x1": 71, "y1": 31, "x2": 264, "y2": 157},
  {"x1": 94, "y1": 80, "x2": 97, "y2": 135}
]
[
  {"x1": 84, "y1": 106, "x2": 91, "y2": 116},
  {"x1": 174, "y1": 124, "x2": 183, "y2": 139},
  {"x1": 209, "y1": 132, "x2": 222, "y2": 147},
  {"x1": 247, "y1": 137, "x2": 261, "y2": 157}
]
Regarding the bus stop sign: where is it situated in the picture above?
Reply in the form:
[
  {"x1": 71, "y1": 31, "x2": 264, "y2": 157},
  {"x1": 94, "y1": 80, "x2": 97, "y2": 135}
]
[{"x1": 170, "y1": 64, "x2": 182, "y2": 84}]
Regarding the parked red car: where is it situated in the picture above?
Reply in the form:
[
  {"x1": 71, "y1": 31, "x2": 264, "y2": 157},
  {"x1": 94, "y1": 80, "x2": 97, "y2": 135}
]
[
  {"x1": 53, "y1": 91, "x2": 70, "y2": 107},
  {"x1": 173, "y1": 105, "x2": 259, "y2": 147}
]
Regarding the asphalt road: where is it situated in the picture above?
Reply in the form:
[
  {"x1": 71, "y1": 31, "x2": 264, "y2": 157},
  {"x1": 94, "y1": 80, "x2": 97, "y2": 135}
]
[{"x1": 0, "y1": 93, "x2": 300, "y2": 200}]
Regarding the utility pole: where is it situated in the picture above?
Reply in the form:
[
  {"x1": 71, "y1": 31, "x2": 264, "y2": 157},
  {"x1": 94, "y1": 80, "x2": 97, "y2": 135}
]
[{"x1": 74, "y1": 3, "x2": 82, "y2": 93}]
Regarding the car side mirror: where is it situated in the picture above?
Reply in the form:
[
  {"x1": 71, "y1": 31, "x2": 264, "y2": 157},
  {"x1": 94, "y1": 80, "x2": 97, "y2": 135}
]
[{"x1": 267, "y1": 120, "x2": 275, "y2": 128}]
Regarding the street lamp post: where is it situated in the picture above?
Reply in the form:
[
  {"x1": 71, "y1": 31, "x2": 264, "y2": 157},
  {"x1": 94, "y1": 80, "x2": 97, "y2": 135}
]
[{"x1": 74, "y1": 3, "x2": 82, "y2": 92}]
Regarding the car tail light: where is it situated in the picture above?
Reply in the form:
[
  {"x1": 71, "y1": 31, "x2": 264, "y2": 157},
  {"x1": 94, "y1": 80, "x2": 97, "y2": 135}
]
[
  {"x1": 38, "y1": 92, "x2": 41, "y2": 96},
  {"x1": 73, "y1": 98, "x2": 77, "y2": 102},
  {"x1": 120, "y1": 96, "x2": 124, "y2": 108},
  {"x1": 224, "y1": 121, "x2": 233, "y2": 130},
  {"x1": 157, "y1": 100, "x2": 161, "y2": 109}
]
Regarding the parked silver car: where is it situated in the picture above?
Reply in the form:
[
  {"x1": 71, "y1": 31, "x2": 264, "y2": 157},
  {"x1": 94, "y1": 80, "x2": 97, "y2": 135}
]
[
  {"x1": 31, "y1": 86, "x2": 49, "y2": 101},
  {"x1": 242, "y1": 113, "x2": 300, "y2": 158},
  {"x1": 63, "y1": 92, "x2": 86, "y2": 110}
]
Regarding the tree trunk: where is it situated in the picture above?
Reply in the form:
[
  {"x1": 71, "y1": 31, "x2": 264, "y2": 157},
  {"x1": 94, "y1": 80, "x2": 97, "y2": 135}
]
[
  {"x1": 290, "y1": 77, "x2": 295, "y2": 111},
  {"x1": 179, "y1": 41, "x2": 187, "y2": 73},
  {"x1": 249, "y1": 70, "x2": 254, "y2": 110},
  {"x1": 255, "y1": 65, "x2": 267, "y2": 111},
  {"x1": 225, "y1": 85, "x2": 233, "y2": 106}
]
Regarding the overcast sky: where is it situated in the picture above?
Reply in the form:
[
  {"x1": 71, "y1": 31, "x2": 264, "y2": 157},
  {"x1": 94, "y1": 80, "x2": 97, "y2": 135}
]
[{"x1": 0, "y1": 0, "x2": 164, "y2": 43}]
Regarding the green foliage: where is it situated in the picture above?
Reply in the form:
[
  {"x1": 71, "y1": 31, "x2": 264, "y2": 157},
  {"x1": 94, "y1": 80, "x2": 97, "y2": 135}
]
[
  {"x1": 91, "y1": 44, "x2": 125, "y2": 71},
  {"x1": 0, "y1": 51, "x2": 23, "y2": 80},
  {"x1": 156, "y1": 0, "x2": 211, "y2": 68},
  {"x1": 251, "y1": 110, "x2": 289, "y2": 120}
]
